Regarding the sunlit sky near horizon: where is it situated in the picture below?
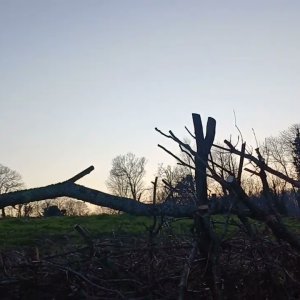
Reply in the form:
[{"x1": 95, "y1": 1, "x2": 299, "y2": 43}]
[{"x1": 0, "y1": 0, "x2": 299, "y2": 192}]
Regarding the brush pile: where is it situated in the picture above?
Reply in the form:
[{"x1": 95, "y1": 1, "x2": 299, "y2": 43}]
[{"x1": 0, "y1": 228, "x2": 300, "y2": 299}]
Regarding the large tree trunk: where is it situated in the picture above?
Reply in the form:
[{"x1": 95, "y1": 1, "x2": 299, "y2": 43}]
[
  {"x1": 0, "y1": 180, "x2": 199, "y2": 218},
  {"x1": 192, "y1": 114, "x2": 216, "y2": 205},
  {"x1": 191, "y1": 114, "x2": 222, "y2": 299}
]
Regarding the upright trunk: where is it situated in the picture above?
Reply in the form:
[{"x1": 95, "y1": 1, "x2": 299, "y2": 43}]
[
  {"x1": 192, "y1": 114, "x2": 221, "y2": 298},
  {"x1": 192, "y1": 114, "x2": 216, "y2": 205}
]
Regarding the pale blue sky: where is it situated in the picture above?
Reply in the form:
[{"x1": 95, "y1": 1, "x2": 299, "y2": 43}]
[{"x1": 0, "y1": 0, "x2": 299, "y2": 191}]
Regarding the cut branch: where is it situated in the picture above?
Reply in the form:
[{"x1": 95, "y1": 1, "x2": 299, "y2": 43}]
[
  {"x1": 67, "y1": 166, "x2": 95, "y2": 183},
  {"x1": 224, "y1": 140, "x2": 300, "y2": 188},
  {"x1": 157, "y1": 144, "x2": 195, "y2": 170},
  {"x1": 237, "y1": 143, "x2": 246, "y2": 183},
  {"x1": 185, "y1": 126, "x2": 195, "y2": 139},
  {"x1": 178, "y1": 241, "x2": 198, "y2": 300},
  {"x1": 0, "y1": 179, "x2": 199, "y2": 218}
]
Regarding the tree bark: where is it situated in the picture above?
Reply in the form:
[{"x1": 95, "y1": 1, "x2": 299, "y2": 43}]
[
  {"x1": 0, "y1": 181, "x2": 199, "y2": 218},
  {"x1": 192, "y1": 114, "x2": 216, "y2": 205}
]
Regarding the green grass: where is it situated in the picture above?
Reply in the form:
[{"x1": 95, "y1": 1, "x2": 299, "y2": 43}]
[
  {"x1": 0, "y1": 214, "x2": 193, "y2": 249},
  {"x1": 212, "y1": 215, "x2": 300, "y2": 238},
  {"x1": 0, "y1": 214, "x2": 299, "y2": 250},
  {"x1": 283, "y1": 217, "x2": 300, "y2": 233}
]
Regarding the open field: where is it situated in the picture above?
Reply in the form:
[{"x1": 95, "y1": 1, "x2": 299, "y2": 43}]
[
  {"x1": 0, "y1": 214, "x2": 192, "y2": 248},
  {"x1": 1, "y1": 214, "x2": 300, "y2": 249}
]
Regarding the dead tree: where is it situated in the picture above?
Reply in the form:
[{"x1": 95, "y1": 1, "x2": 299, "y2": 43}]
[
  {"x1": 0, "y1": 166, "x2": 199, "y2": 218},
  {"x1": 156, "y1": 113, "x2": 222, "y2": 299}
]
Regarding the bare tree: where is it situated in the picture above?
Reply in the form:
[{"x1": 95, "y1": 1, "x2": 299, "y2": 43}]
[
  {"x1": 292, "y1": 127, "x2": 300, "y2": 180},
  {"x1": 157, "y1": 164, "x2": 187, "y2": 189},
  {"x1": 0, "y1": 164, "x2": 24, "y2": 217},
  {"x1": 156, "y1": 164, "x2": 196, "y2": 204},
  {"x1": 262, "y1": 124, "x2": 300, "y2": 192},
  {"x1": 106, "y1": 153, "x2": 146, "y2": 201},
  {"x1": 210, "y1": 142, "x2": 240, "y2": 196},
  {"x1": 264, "y1": 136, "x2": 292, "y2": 176},
  {"x1": 40, "y1": 197, "x2": 89, "y2": 216},
  {"x1": 58, "y1": 197, "x2": 89, "y2": 216},
  {"x1": 280, "y1": 123, "x2": 300, "y2": 147}
]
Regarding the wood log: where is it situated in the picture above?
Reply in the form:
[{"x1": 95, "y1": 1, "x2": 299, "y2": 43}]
[{"x1": 0, "y1": 180, "x2": 198, "y2": 218}]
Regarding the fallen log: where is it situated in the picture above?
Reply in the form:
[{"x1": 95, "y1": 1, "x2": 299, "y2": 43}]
[{"x1": 0, "y1": 166, "x2": 198, "y2": 218}]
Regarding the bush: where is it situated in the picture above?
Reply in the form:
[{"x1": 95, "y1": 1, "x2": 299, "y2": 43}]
[{"x1": 43, "y1": 205, "x2": 65, "y2": 217}]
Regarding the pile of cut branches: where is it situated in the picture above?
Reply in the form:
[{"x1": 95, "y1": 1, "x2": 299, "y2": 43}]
[{"x1": 0, "y1": 228, "x2": 300, "y2": 299}]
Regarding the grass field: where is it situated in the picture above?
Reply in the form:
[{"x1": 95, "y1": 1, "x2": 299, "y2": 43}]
[
  {"x1": 0, "y1": 214, "x2": 194, "y2": 249},
  {"x1": 0, "y1": 213, "x2": 299, "y2": 249}
]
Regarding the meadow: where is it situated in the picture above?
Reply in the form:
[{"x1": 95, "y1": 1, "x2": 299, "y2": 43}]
[
  {"x1": 0, "y1": 214, "x2": 193, "y2": 249},
  {"x1": 2, "y1": 213, "x2": 299, "y2": 249}
]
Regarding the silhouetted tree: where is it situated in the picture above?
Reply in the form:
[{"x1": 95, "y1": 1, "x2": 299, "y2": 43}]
[
  {"x1": 292, "y1": 128, "x2": 300, "y2": 180},
  {"x1": 155, "y1": 165, "x2": 186, "y2": 202},
  {"x1": 106, "y1": 153, "x2": 146, "y2": 201},
  {"x1": 156, "y1": 164, "x2": 196, "y2": 204},
  {"x1": 0, "y1": 164, "x2": 24, "y2": 217},
  {"x1": 43, "y1": 205, "x2": 65, "y2": 217},
  {"x1": 59, "y1": 198, "x2": 89, "y2": 216},
  {"x1": 263, "y1": 124, "x2": 300, "y2": 192},
  {"x1": 42, "y1": 197, "x2": 89, "y2": 216}
]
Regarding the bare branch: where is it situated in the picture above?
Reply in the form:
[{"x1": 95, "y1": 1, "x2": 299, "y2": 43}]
[
  {"x1": 67, "y1": 166, "x2": 95, "y2": 183},
  {"x1": 237, "y1": 143, "x2": 246, "y2": 183},
  {"x1": 185, "y1": 126, "x2": 195, "y2": 139},
  {"x1": 212, "y1": 143, "x2": 231, "y2": 152},
  {"x1": 244, "y1": 168, "x2": 260, "y2": 177},
  {"x1": 224, "y1": 140, "x2": 300, "y2": 188},
  {"x1": 168, "y1": 131, "x2": 197, "y2": 156},
  {"x1": 157, "y1": 144, "x2": 196, "y2": 170},
  {"x1": 155, "y1": 127, "x2": 173, "y2": 139},
  {"x1": 179, "y1": 144, "x2": 195, "y2": 164},
  {"x1": 233, "y1": 109, "x2": 244, "y2": 144},
  {"x1": 178, "y1": 241, "x2": 198, "y2": 300},
  {"x1": 208, "y1": 158, "x2": 235, "y2": 177}
]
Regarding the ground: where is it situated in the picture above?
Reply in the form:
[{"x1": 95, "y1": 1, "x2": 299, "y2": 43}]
[{"x1": 0, "y1": 215, "x2": 300, "y2": 299}]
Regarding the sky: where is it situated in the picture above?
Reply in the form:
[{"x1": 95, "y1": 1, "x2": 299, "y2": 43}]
[{"x1": 0, "y1": 0, "x2": 299, "y2": 192}]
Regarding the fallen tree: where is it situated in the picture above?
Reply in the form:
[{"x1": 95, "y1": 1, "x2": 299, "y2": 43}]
[{"x1": 0, "y1": 166, "x2": 201, "y2": 218}]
